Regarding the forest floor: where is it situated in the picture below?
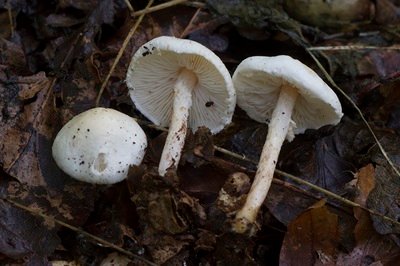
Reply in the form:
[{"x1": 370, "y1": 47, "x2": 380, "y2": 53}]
[{"x1": 1, "y1": 0, "x2": 400, "y2": 265}]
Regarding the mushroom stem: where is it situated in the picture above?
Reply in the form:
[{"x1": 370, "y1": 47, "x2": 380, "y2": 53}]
[
  {"x1": 158, "y1": 68, "x2": 198, "y2": 176},
  {"x1": 233, "y1": 84, "x2": 298, "y2": 233}
]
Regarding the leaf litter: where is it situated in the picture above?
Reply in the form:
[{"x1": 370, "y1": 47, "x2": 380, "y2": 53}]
[{"x1": 1, "y1": 0, "x2": 400, "y2": 265}]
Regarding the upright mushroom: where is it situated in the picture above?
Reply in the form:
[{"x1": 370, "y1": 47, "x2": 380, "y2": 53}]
[
  {"x1": 52, "y1": 107, "x2": 147, "y2": 184},
  {"x1": 232, "y1": 55, "x2": 343, "y2": 233},
  {"x1": 126, "y1": 36, "x2": 235, "y2": 176}
]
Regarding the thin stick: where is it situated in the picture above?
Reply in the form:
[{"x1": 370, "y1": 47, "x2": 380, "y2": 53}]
[
  {"x1": 95, "y1": 0, "x2": 154, "y2": 106},
  {"x1": 7, "y1": 0, "x2": 14, "y2": 38},
  {"x1": 123, "y1": 0, "x2": 134, "y2": 12},
  {"x1": 306, "y1": 49, "x2": 400, "y2": 178},
  {"x1": 4, "y1": 198, "x2": 157, "y2": 266},
  {"x1": 179, "y1": 7, "x2": 202, "y2": 38},
  {"x1": 133, "y1": 0, "x2": 187, "y2": 17},
  {"x1": 307, "y1": 45, "x2": 400, "y2": 51}
]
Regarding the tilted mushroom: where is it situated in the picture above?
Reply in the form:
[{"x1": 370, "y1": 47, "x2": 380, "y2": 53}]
[
  {"x1": 232, "y1": 55, "x2": 343, "y2": 233},
  {"x1": 126, "y1": 36, "x2": 236, "y2": 176},
  {"x1": 52, "y1": 107, "x2": 147, "y2": 184}
]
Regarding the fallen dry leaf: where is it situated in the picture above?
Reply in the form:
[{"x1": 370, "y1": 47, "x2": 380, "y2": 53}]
[
  {"x1": 354, "y1": 164, "x2": 376, "y2": 208},
  {"x1": 337, "y1": 209, "x2": 400, "y2": 265},
  {"x1": 212, "y1": 233, "x2": 257, "y2": 265},
  {"x1": 0, "y1": 39, "x2": 27, "y2": 74},
  {"x1": 356, "y1": 50, "x2": 400, "y2": 78},
  {"x1": 366, "y1": 134, "x2": 400, "y2": 235},
  {"x1": 0, "y1": 70, "x2": 51, "y2": 184},
  {"x1": 279, "y1": 200, "x2": 339, "y2": 266},
  {"x1": 0, "y1": 199, "x2": 59, "y2": 264},
  {"x1": 143, "y1": 234, "x2": 191, "y2": 265},
  {"x1": 131, "y1": 169, "x2": 206, "y2": 235},
  {"x1": 375, "y1": 0, "x2": 400, "y2": 24},
  {"x1": 1, "y1": 176, "x2": 96, "y2": 227},
  {"x1": 265, "y1": 182, "x2": 317, "y2": 225}
]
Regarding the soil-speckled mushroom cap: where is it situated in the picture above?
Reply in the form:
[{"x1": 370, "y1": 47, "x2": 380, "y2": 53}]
[
  {"x1": 52, "y1": 108, "x2": 147, "y2": 184},
  {"x1": 233, "y1": 55, "x2": 343, "y2": 134},
  {"x1": 126, "y1": 36, "x2": 236, "y2": 134}
]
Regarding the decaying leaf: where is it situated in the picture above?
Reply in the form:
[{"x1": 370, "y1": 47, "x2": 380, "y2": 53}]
[
  {"x1": 376, "y1": 76, "x2": 400, "y2": 130},
  {"x1": 366, "y1": 162, "x2": 400, "y2": 234},
  {"x1": 195, "y1": 229, "x2": 217, "y2": 252},
  {"x1": 0, "y1": 71, "x2": 50, "y2": 179},
  {"x1": 375, "y1": 0, "x2": 400, "y2": 25},
  {"x1": 338, "y1": 208, "x2": 400, "y2": 265},
  {"x1": 1, "y1": 176, "x2": 96, "y2": 226},
  {"x1": 131, "y1": 170, "x2": 206, "y2": 235},
  {"x1": 0, "y1": 39, "x2": 27, "y2": 74},
  {"x1": 356, "y1": 50, "x2": 400, "y2": 78},
  {"x1": 230, "y1": 124, "x2": 268, "y2": 163},
  {"x1": 354, "y1": 164, "x2": 376, "y2": 207},
  {"x1": 143, "y1": 235, "x2": 191, "y2": 265},
  {"x1": 0, "y1": 199, "x2": 60, "y2": 264},
  {"x1": 366, "y1": 135, "x2": 400, "y2": 235},
  {"x1": 265, "y1": 182, "x2": 317, "y2": 225},
  {"x1": 213, "y1": 233, "x2": 257, "y2": 265},
  {"x1": 279, "y1": 200, "x2": 339, "y2": 265},
  {"x1": 0, "y1": 63, "x2": 97, "y2": 234},
  {"x1": 179, "y1": 127, "x2": 237, "y2": 204},
  {"x1": 181, "y1": 127, "x2": 215, "y2": 168}
]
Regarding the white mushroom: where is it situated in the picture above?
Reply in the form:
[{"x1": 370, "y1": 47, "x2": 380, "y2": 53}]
[
  {"x1": 126, "y1": 36, "x2": 235, "y2": 176},
  {"x1": 232, "y1": 55, "x2": 343, "y2": 233},
  {"x1": 52, "y1": 107, "x2": 147, "y2": 184}
]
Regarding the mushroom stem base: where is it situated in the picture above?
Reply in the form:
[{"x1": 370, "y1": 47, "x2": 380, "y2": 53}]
[
  {"x1": 232, "y1": 84, "x2": 298, "y2": 234},
  {"x1": 158, "y1": 68, "x2": 197, "y2": 176}
]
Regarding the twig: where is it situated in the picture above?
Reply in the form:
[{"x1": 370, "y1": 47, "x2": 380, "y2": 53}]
[
  {"x1": 306, "y1": 49, "x2": 400, "y2": 178},
  {"x1": 7, "y1": 0, "x2": 14, "y2": 38},
  {"x1": 308, "y1": 45, "x2": 400, "y2": 51},
  {"x1": 132, "y1": 0, "x2": 188, "y2": 17},
  {"x1": 4, "y1": 198, "x2": 157, "y2": 266},
  {"x1": 123, "y1": 0, "x2": 134, "y2": 12},
  {"x1": 95, "y1": 0, "x2": 154, "y2": 106},
  {"x1": 179, "y1": 6, "x2": 203, "y2": 38}
]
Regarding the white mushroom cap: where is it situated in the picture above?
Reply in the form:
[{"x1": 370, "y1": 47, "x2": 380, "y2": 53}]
[
  {"x1": 126, "y1": 36, "x2": 236, "y2": 134},
  {"x1": 233, "y1": 55, "x2": 343, "y2": 134},
  {"x1": 52, "y1": 108, "x2": 147, "y2": 184}
]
